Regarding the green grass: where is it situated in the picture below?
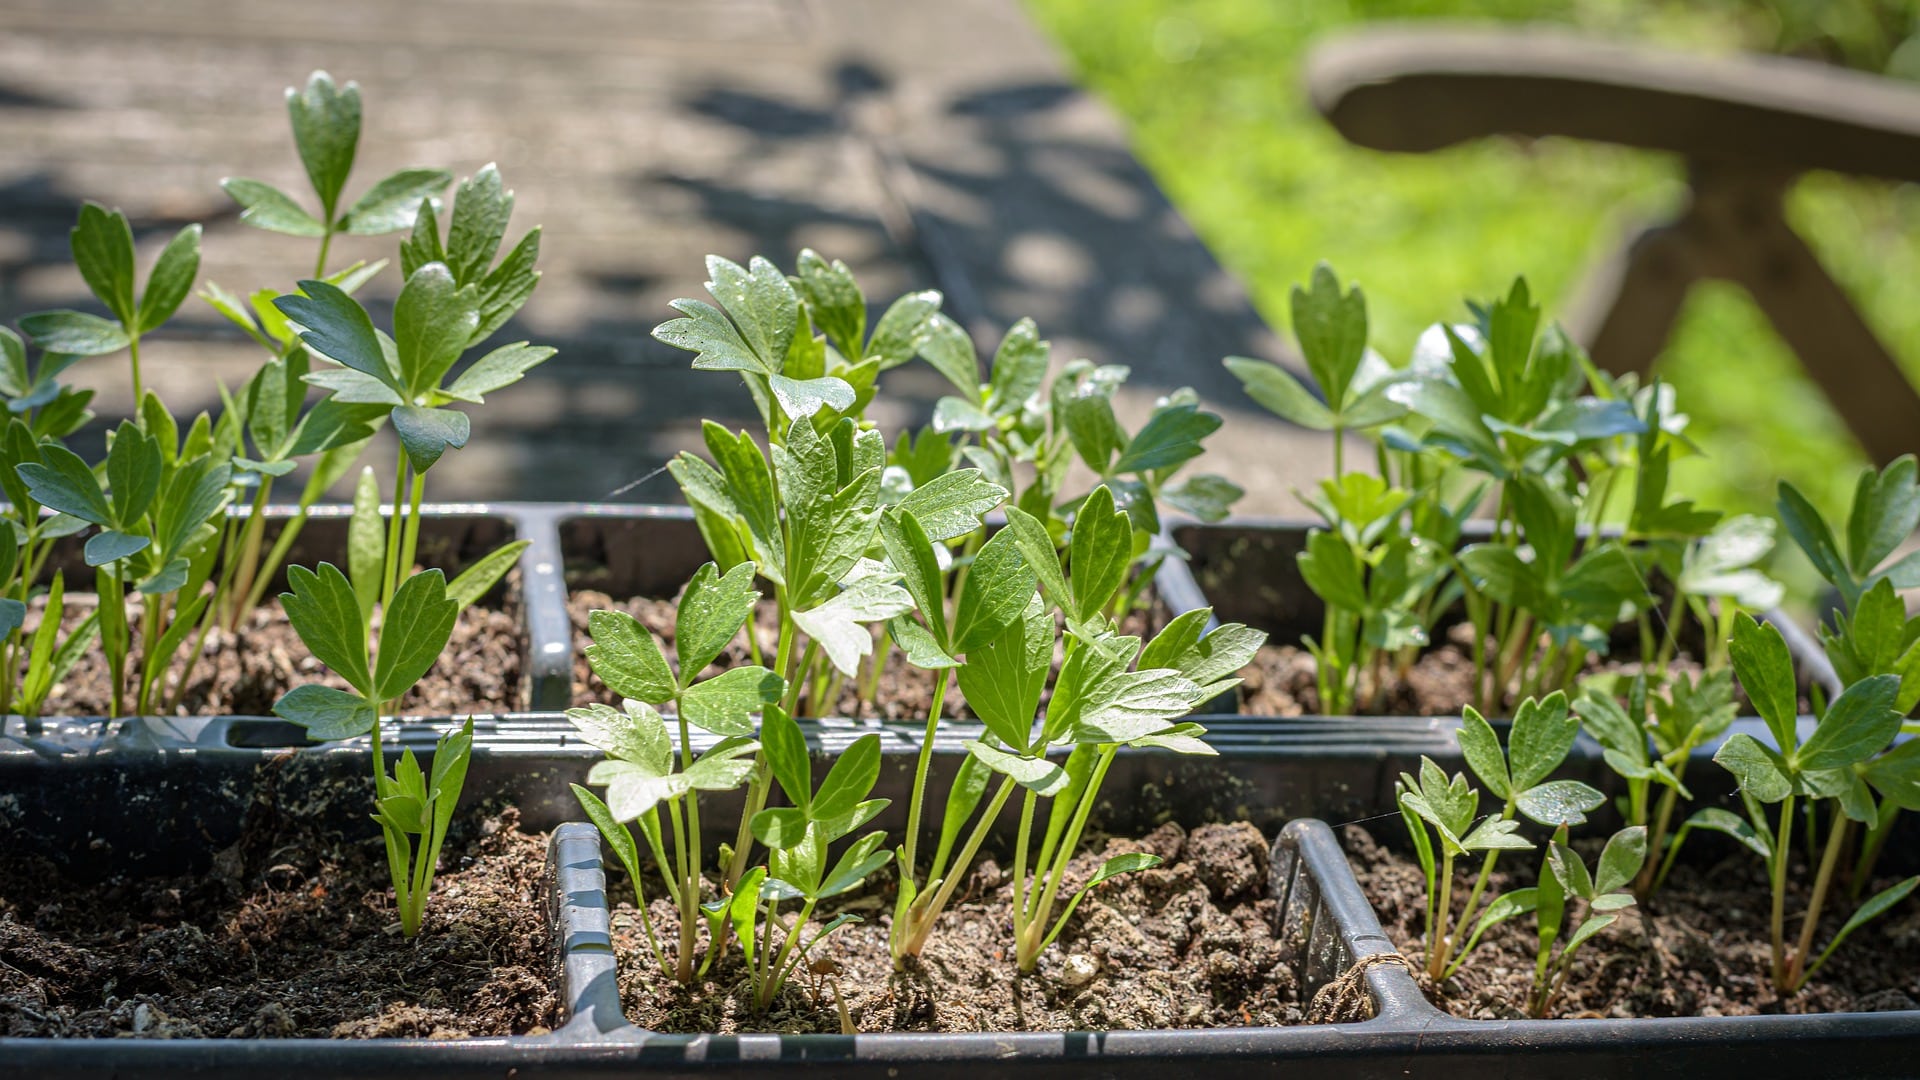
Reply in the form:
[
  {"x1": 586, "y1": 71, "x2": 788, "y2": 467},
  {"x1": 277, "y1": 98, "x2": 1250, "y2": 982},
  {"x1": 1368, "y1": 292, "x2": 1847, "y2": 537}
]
[{"x1": 1025, "y1": 0, "x2": 1920, "y2": 528}]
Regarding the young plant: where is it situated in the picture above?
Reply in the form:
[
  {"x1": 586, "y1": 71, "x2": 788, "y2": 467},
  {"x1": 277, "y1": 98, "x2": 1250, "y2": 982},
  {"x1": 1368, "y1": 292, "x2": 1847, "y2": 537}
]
[
  {"x1": 1397, "y1": 758, "x2": 1533, "y2": 981},
  {"x1": 1778, "y1": 455, "x2": 1920, "y2": 618},
  {"x1": 1417, "y1": 691, "x2": 1604, "y2": 980},
  {"x1": 890, "y1": 485, "x2": 1264, "y2": 969},
  {"x1": 9, "y1": 572, "x2": 98, "y2": 728},
  {"x1": 19, "y1": 201, "x2": 199, "y2": 406},
  {"x1": 1462, "y1": 826, "x2": 1646, "y2": 1017},
  {"x1": 1711, "y1": 614, "x2": 1919, "y2": 994},
  {"x1": 1576, "y1": 670, "x2": 1734, "y2": 897},
  {"x1": 736, "y1": 710, "x2": 890, "y2": 1012},
  {"x1": 370, "y1": 717, "x2": 475, "y2": 937},
  {"x1": 568, "y1": 562, "x2": 785, "y2": 983}
]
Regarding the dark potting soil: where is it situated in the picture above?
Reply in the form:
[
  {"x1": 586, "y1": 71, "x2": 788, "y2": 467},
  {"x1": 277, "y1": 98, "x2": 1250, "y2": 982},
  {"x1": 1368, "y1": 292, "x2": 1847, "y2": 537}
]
[
  {"x1": 604, "y1": 821, "x2": 1300, "y2": 1033},
  {"x1": 30, "y1": 572, "x2": 526, "y2": 718},
  {"x1": 1239, "y1": 622, "x2": 1801, "y2": 718},
  {"x1": 566, "y1": 588, "x2": 1172, "y2": 722},
  {"x1": 1340, "y1": 824, "x2": 1920, "y2": 1019},
  {"x1": 0, "y1": 799, "x2": 557, "y2": 1039}
]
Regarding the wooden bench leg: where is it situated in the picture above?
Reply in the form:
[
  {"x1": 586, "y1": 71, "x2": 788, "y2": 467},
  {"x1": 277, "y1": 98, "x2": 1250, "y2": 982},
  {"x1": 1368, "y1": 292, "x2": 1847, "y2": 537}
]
[{"x1": 1575, "y1": 162, "x2": 1920, "y2": 465}]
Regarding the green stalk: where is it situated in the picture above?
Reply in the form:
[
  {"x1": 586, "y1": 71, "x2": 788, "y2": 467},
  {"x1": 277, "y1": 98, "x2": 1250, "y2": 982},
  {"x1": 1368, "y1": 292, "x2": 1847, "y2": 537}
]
[
  {"x1": 382, "y1": 456, "x2": 408, "y2": 611},
  {"x1": 902, "y1": 775, "x2": 1017, "y2": 957},
  {"x1": 676, "y1": 712, "x2": 702, "y2": 984},
  {"x1": 224, "y1": 481, "x2": 273, "y2": 631},
  {"x1": 1019, "y1": 746, "x2": 1116, "y2": 972},
  {"x1": 1429, "y1": 849, "x2": 1456, "y2": 982},
  {"x1": 761, "y1": 898, "x2": 818, "y2": 1011},
  {"x1": 315, "y1": 227, "x2": 334, "y2": 279},
  {"x1": 1011, "y1": 788, "x2": 1037, "y2": 934},
  {"x1": 1443, "y1": 794, "x2": 1516, "y2": 980},
  {"x1": 238, "y1": 465, "x2": 337, "y2": 619},
  {"x1": 127, "y1": 335, "x2": 144, "y2": 413},
  {"x1": 664, "y1": 792, "x2": 695, "y2": 984},
  {"x1": 1786, "y1": 807, "x2": 1848, "y2": 992},
  {"x1": 899, "y1": 667, "x2": 952, "y2": 889},
  {"x1": 398, "y1": 470, "x2": 427, "y2": 587},
  {"x1": 1770, "y1": 794, "x2": 1796, "y2": 992}
]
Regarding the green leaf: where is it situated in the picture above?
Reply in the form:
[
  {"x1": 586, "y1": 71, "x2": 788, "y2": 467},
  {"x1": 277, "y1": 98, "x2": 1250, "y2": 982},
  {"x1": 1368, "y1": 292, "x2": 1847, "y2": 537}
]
[
  {"x1": 918, "y1": 314, "x2": 981, "y2": 401},
  {"x1": 866, "y1": 289, "x2": 942, "y2": 369},
  {"x1": 761, "y1": 707, "x2": 812, "y2": 809},
  {"x1": 137, "y1": 224, "x2": 202, "y2": 333},
  {"x1": 1297, "y1": 530, "x2": 1368, "y2": 613},
  {"x1": 1798, "y1": 674, "x2": 1901, "y2": 771},
  {"x1": 17, "y1": 443, "x2": 109, "y2": 525},
  {"x1": 341, "y1": 168, "x2": 452, "y2": 235},
  {"x1": 18, "y1": 311, "x2": 129, "y2": 356},
  {"x1": 680, "y1": 665, "x2": 783, "y2": 737},
  {"x1": 675, "y1": 562, "x2": 761, "y2": 682},
  {"x1": 896, "y1": 468, "x2": 1006, "y2": 543},
  {"x1": 1594, "y1": 826, "x2": 1648, "y2": 896},
  {"x1": 373, "y1": 570, "x2": 458, "y2": 700},
  {"x1": 572, "y1": 784, "x2": 644, "y2": 893},
  {"x1": 889, "y1": 615, "x2": 958, "y2": 669},
  {"x1": 1460, "y1": 816, "x2": 1534, "y2": 852},
  {"x1": 1715, "y1": 733, "x2": 1794, "y2": 803},
  {"x1": 273, "y1": 684, "x2": 374, "y2": 741},
  {"x1": 590, "y1": 758, "x2": 690, "y2": 821},
  {"x1": 1138, "y1": 611, "x2": 1266, "y2": 692},
  {"x1": 287, "y1": 71, "x2": 361, "y2": 214},
  {"x1": 281, "y1": 563, "x2": 372, "y2": 696},
  {"x1": 1068, "y1": 485, "x2": 1132, "y2": 623},
  {"x1": 1560, "y1": 912, "x2": 1620, "y2": 953},
  {"x1": 444, "y1": 165, "x2": 514, "y2": 284},
  {"x1": 1731, "y1": 614, "x2": 1800, "y2": 755},
  {"x1": 1509, "y1": 692, "x2": 1577, "y2": 792},
  {"x1": 1864, "y1": 738, "x2": 1920, "y2": 811},
  {"x1": 1847, "y1": 457, "x2": 1920, "y2": 578},
  {"x1": 1073, "y1": 662, "x2": 1203, "y2": 745},
  {"x1": 1162, "y1": 473, "x2": 1243, "y2": 523},
  {"x1": 393, "y1": 263, "x2": 480, "y2": 396},
  {"x1": 1002, "y1": 506, "x2": 1070, "y2": 614},
  {"x1": 1290, "y1": 263, "x2": 1367, "y2": 409},
  {"x1": 958, "y1": 596, "x2": 1052, "y2": 749},
  {"x1": 1515, "y1": 779, "x2": 1606, "y2": 827},
  {"x1": 585, "y1": 609, "x2": 676, "y2": 704},
  {"x1": 655, "y1": 298, "x2": 767, "y2": 374},
  {"x1": 1457, "y1": 544, "x2": 1547, "y2": 612},
  {"x1": 931, "y1": 395, "x2": 996, "y2": 434},
  {"x1": 1061, "y1": 377, "x2": 1127, "y2": 472},
  {"x1": 768, "y1": 373, "x2": 855, "y2": 419},
  {"x1": 792, "y1": 571, "x2": 915, "y2": 677},
  {"x1": 472, "y1": 228, "x2": 541, "y2": 344},
  {"x1": 751, "y1": 806, "x2": 809, "y2": 850},
  {"x1": 1224, "y1": 357, "x2": 1333, "y2": 430},
  {"x1": 965, "y1": 739, "x2": 1068, "y2": 795},
  {"x1": 1813, "y1": 876, "x2": 1920, "y2": 975},
  {"x1": 222, "y1": 177, "x2": 326, "y2": 237},
  {"x1": 1548, "y1": 841, "x2": 1594, "y2": 900},
  {"x1": 445, "y1": 539, "x2": 528, "y2": 611},
  {"x1": 567, "y1": 700, "x2": 671, "y2": 773},
  {"x1": 348, "y1": 466, "x2": 384, "y2": 620},
  {"x1": 1456, "y1": 707, "x2": 1511, "y2": 800},
  {"x1": 1111, "y1": 403, "x2": 1221, "y2": 474},
  {"x1": 704, "y1": 254, "x2": 798, "y2": 372},
  {"x1": 1778, "y1": 481, "x2": 1852, "y2": 597},
  {"x1": 391, "y1": 405, "x2": 471, "y2": 472},
  {"x1": 70, "y1": 202, "x2": 137, "y2": 324},
  {"x1": 794, "y1": 249, "x2": 865, "y2": 360},
  {"x1": 442, "y1": 342, "x2": 554, "y2": 403},
  {"x1": 83, "y1": 530, "x2": 147, "y2": 566},
  {"x1": 682, "y1": 736, "x2": 760, "y2": 791},
  {"x1": 276, "y1": 280, "x2": 392, "y2": 383},
  {"x1": 987, "y1": 318, "x2": 1048, "y2": 414},
  {"x1": 819, "y1": 833, "x2": 891, "y2": 898},
  {"x1": 815, "y1": 733, "x2": 882, "y2": 820},
  {"x1": 952, "y1": 526, "x2": 1038, "y2": 653},
  {"x1": 878, "y1": 510, "x2": 948, "y2": 646}
]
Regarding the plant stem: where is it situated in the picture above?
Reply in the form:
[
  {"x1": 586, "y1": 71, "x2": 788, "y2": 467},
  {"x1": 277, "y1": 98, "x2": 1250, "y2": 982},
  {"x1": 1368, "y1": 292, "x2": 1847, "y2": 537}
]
[
  {"x1": 1429, "y1": 850, "x2": 1456, "y2": 982},
  {"x1": 127, "y1": 335, "x2": 144, "y2": 411},
  {"x1": 762, "y1": 898, "x2": 818, "y2": 1011},
  {"x1": 676, "y1": 712, "x2": 702, "y2": 984},
  {"x1": 382, "y1": 456, "x2": 408, "y2": 611},
  {"x1": 1011, "y1": 788, "x2": 1037, "y2": 941},
  {"x1": 224, "y1": 481, "x2": 274, "y2": 631},
  {"x1": 1787, "y1": 807, "x2": 1849, "y2": 992},
  {"x1": 1019, "y1": 747, "x2": 1115, "y2": 971},
  {"x1": 899, "y1": 667, "x2": 952, "y2": 889},
  {"x1": 398, "y1": 470, "x2": 427, "y2": 587},
  {"x1": 1770, "y1": 794, "x2": 1796, "y2": 993},
  {"x1": 315, "y1": 229, "x2": 333, "y2": 279},
  {"x1": 902, "y1": 775, "x2": 1016, "y2": 958}
]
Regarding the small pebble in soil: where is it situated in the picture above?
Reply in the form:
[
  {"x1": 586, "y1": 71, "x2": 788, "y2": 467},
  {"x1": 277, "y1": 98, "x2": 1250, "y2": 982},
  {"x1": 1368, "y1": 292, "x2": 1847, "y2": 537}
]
[{"x1": 1060, "y1": 954, "x2": 1101, "y2": 988}]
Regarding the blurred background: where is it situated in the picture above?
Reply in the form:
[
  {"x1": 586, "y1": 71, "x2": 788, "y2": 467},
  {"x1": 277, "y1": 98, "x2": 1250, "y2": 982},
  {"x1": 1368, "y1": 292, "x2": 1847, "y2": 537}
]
[{"x1": 1, "y1": 0, "x2": 1916, "y2": 546}]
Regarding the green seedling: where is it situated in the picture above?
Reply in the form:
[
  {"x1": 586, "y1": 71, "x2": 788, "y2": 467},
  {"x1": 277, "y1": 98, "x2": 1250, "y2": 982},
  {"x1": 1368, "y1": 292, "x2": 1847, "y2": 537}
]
[
  {"x1": 9, "y1": 572, "x2": 98, "y2": 729},
  {"x1": 1709, "y1": 614, "x2": 1920, "y2": 994},
  {"x1": 569, "y1": 561, "x2": 785, "y2": 983},
  {"x1": 370, "y1": 717, "x2": 475, "y2": 937},
  {"x1": 890, "y1": 485, "x2": 1263, "y2": 969},
  {"x1": 736, "y1": 711, "x2": 890, "y2": 1012},
  {"x1": 1423, "y1": 691, "x2": 1603, "y2": 980},
  {"x1": 1462, "y1": 826, "x2": 1646, "y2": 1017},
  {"x1": 1397, "y1": 758, "x2": 1533, "y2": 981},
  {"x1": 1577, "y1": 670, "x2": 1734, "y2": 897}
]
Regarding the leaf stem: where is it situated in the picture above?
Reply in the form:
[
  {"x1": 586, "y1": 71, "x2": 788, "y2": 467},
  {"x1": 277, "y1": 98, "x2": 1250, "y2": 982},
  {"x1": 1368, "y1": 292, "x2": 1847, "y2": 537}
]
[
  {"x1": 902, "y1": 774, "x2": 1016, "y2": 958},
  {"x1": 899, "y1": 666, "x2": 951, "y2": 890},
  {"x1": 1787, "y1": 806, "x2": 1848, "y2": 992},
  {"x1": 1770, "y1": 793, "x2": 1796, "y2": 992},
  {"x1": 1020, "y1": 746, "x2": 1116, "y2": 972}
]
